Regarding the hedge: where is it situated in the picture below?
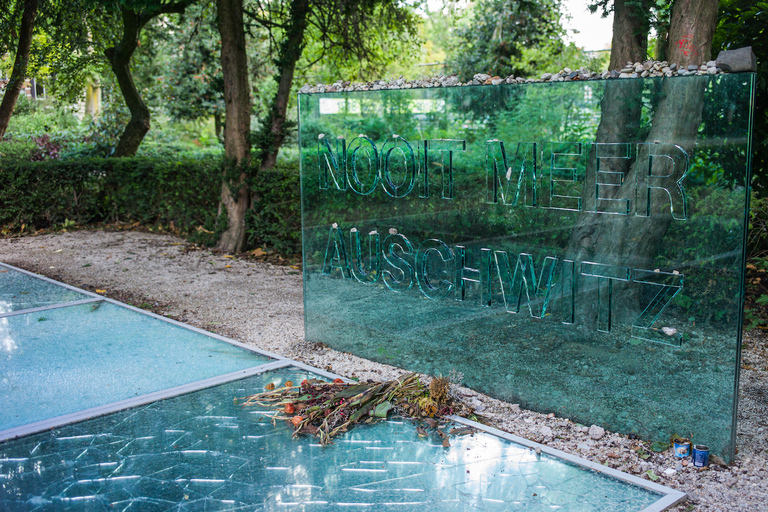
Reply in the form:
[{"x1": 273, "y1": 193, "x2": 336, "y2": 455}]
[{"x1": 0, "y1": 156, "x2": 301, "y2": 255}]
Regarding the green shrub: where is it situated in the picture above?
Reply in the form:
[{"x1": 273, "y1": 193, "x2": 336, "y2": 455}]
[
  {"x1": 0, "y1": 156, "x2": 222, "y2": 232},
  {"x1": 0, "y1": 154, "x2": 303, "y2": 257},
  {"x1": 247, "y1": 162, "x2": 301, "y2": 256}
]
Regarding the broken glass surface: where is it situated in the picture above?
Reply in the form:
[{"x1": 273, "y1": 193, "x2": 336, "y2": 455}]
[
  {"x1": 299, "y1": 74, "x2": 756, "y2": 462},
  {"x1": 0, "y1": 301, "x2": 272, "y2": 431},
  {"x1": 0, "y1": 367, "x2": 663, "y2": 511},
  {"x1": 0, "y1": 267, "x2": 89, "y2": 314}
]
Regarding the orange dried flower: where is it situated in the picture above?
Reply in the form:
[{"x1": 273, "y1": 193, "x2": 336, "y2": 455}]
[
  {"x1": 284, "y1": 403, "x2": 295, "y2": 414},
  {"x1": 284, "y1": 381, "x2": 294, "y2": 387},
  {"x1": 265, "y1": 383, "x2": 275, "y2": 391},
  {"x1": 291, "y1": 415, "x2": 304, "y2": 427},
  {"x1": 333, "y1": 378, "x2": 344, "y2": 384}
]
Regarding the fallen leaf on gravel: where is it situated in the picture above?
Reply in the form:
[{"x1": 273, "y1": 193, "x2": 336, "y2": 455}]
[
  {"x1": 53, "y1": 249, "x2": 62, "y2": 253},
  {"x1": 223, "y1": 255, "x2": 234, "y2": 259},
  {"x1": 252, "y1": 248, "x2": 265, "y2": 257},
  {"x1": 95, "y1": 289, "x2": 106, "y2": 294},
  {"x1": 225, "y1": 265, "x2": 232, "y2": 268}
]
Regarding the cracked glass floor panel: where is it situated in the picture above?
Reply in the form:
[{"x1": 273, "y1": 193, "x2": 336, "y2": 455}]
[
  {"x1": 0, "y1": 367, "x2": 664, "y2": 512},
  {"x1": 0, "y1": 267, "x2": 90, "y2": 314},
  {"x1": 0, "y1": 301, "x2": 272, "y2": 431}
]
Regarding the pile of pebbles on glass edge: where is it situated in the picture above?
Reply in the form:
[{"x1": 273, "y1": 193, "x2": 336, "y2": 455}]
[{"x1": 299, "y1": 60, "x2": 727, "y2": 94}]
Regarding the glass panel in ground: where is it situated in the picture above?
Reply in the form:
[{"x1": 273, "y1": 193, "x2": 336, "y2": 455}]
[
  {"x1": 299, "y1": 74, "x2": 755, "y2": 462},
  {"x1": 0, "y1": 267, "x2": 90, "y2": 314},
  {"x1": 0, "y1": 367, "x2": 662, "y2": 511},
  {"x1": 0, "y1": 301, "x2": 271, "y2": 431}
]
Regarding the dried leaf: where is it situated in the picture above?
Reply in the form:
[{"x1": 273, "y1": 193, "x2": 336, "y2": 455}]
[
  {"x1": 334, "y1": 383, "x2": 375, "y2": 398},
  {"x1": 442, "y1": 438, "x2": 451, "y2": 448},
  {"x1": 373, "y1": 401, "x2": 392, "y2": 418}
]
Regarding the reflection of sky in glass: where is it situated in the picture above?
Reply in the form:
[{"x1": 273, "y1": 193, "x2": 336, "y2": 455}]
[
  {"x1": 0, "y1": 268, "x2": 89, "y2": 312},
  {"x1": 0, "y1": 368, "x2": 664, "y2": 510}
]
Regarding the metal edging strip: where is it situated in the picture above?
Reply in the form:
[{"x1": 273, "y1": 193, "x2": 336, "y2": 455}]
[
  {"x1": 0, "y1": 298, "x2": 104, "y2": 318},
  {"x1": 0, "y1": 360, "x2": 293, "y2": 444},
  {"x1": 447, "y1": 415, "x2": 687, "y2": 511}
]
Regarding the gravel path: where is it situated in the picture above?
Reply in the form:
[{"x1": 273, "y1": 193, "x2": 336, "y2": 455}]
[{"x1": 2, "y1": 229, "x2": 766, "y2": 511}]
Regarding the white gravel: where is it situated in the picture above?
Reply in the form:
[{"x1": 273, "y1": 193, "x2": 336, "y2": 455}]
[{"x1": 2, "y1": 229, "x2": 766, "y2": 511}]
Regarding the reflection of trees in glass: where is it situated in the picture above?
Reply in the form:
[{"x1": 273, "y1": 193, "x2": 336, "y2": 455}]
[{"x1": 568, "y1": 0, "x2": 721, "y2": 269}]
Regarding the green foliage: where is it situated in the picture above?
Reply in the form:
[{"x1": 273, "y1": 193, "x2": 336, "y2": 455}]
[
  {"x1": 446, "y1": 0, "x2": 566, "y2": 80},
  {"x1": 508, "y1": 43, "x2": 609, "y2": 78},
  {"x1": 714, "y1": 0, "x2": 768, "y2": 198},
  {"x1": 246, "y1": 160, "x2": 302, "y2": 255},
  {"x1": 295, "y1": 0, "x2": 421, "y2": 84},
  {"x1": 160, "y1": 3, "x2": 224, "y2": 122},
  {"x1": 0, "y1": 152, "x2": 302, "y2": 256},
  {"x1": 0, "y1": 156, "x2": 222, "y2": 231}
]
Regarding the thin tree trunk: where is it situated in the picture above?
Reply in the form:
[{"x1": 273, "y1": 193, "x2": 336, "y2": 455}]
[
  {"x1": 216, "y1": 0, "x2": 251, "y2": 253},
  {"x1": 255, "y1": 0, "x2": 310, "y2": 172},
  {"x1": 105, "y1": 8, "x2": 151, "y2": 157},
  {"x1": 0, "y1": 0, "x2": 38, "y2": 140},
  {"x1": 105, "y1": 3, "x2": 191, "y2": 157}
]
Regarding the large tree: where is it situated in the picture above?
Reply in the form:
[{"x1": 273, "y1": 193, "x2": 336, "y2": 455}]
[{"x1": 214, "y1": 0, "x2": 419, "y2": 253}]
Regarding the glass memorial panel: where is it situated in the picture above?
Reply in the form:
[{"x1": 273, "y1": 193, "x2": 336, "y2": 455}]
[
  {"x1": 0, "y1": 301, "x2": 272, "y2": 431},
  {"x1": 0, "y1": 267, "x2": 90, "y2": 313},
  {"x1": 0, "y1": 367, "x2": 665, "y2": 510},
  {"x1": 299, "y1": 74, "x2": 756, "y2": 462}
]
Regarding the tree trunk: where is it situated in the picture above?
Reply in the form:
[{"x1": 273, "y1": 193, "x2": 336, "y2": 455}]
[
  {"x1": 0, "y1": 0, "x2": 38, "y2": 140},
  {"x1": 216, "y1": 0, "x2": 252, "y2": 253},
  {"x1": 666, "y1": 0, "x2": 718, "y2": 66},
  {"x1": 255, "y1": 0, "x2": 310, "y2": 172},
  {"x1": 105, "y1": 8, "x2": 151, "y2": 157},
  {"x1": 608, "y1": 0, "x2": 650, "y2": 71}
]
